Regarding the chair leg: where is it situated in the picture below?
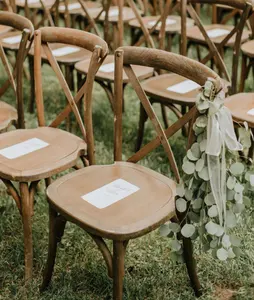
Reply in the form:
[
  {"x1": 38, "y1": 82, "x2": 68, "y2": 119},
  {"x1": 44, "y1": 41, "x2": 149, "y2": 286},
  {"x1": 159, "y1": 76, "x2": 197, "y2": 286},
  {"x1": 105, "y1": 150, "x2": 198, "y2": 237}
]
[
  {"x1": 239, "y1": 54, "x2": 248, "y2": 93},
  {"x1": 182, "y1": 237, "x2": 202, "y2": 297},
  {"x1": 41, "y1": 206, "x2": 66, "y2": 291},
  {"x1": 161, "y1": 104, "x2": 169, "y2": 129},
  {"x1": 113, "y1": 241, "x2": 125, "y2": 300},
  {"x1": 135, "y1": 103, "x2": 148, "y2": 152},
  {"x1": 20, "y1": 182, "x2": 33, "y2": 282}
]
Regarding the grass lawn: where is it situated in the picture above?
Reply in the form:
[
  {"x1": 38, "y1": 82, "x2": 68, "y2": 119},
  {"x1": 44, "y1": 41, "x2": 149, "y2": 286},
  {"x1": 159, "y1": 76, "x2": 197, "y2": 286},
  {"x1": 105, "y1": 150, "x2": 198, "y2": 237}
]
[{"x1": 0, "y1": 29, "x2": 254, "y2": 299}]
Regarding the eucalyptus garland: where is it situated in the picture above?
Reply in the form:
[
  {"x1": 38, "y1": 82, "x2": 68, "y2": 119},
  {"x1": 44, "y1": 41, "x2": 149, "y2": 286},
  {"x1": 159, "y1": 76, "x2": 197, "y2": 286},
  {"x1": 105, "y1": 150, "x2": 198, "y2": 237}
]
[{"x1": 160, "y1": 79, "x2": 254, "y2": 262}]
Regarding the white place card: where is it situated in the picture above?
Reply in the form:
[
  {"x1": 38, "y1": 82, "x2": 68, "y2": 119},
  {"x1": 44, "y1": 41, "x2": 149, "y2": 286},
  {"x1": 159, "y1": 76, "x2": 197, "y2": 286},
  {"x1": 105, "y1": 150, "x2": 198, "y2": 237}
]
[
  {"x1": 0, "y1": 138, "x2": 49, "y2": 159},
  {"x1": 82, "y1": 179, "x2": 140, "y2": 209},
  {"x1": 59, "y1": 2, "x2": 81, "y2": 10},
  {"x1": 19, "y1": 0, "x2": 39, "y2": 4},
  {"x1": 2, "y1": 35, "x2": 22, "y2": 45},
  {"x1": 101, "y1": 9, "x2": 119, "y2": 18},
  {"x1": 207, "y1": 28, "x2": 230, "y2": 38},
  {"x1": 247, "y1": 108, "x2": 254, "y2": 116},
  {"x1": 52, "y1": 46, "x2": 80, "y2": 57},
  {"x1": 167, "y1": 80, "x2": 200, "y2": 94},
  {"x1": 148, "y1": 18, "x2": 177, "y2": 27},
  {"x1": 99, "y1": 62, "x2": 114, "y2": 73}
]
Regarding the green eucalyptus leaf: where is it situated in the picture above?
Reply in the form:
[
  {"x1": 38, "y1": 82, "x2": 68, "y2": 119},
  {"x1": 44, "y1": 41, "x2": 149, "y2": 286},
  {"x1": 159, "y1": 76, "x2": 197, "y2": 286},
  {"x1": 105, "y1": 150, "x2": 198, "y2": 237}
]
[
  {"x1": 171, "y1": 239, "x2": 181, "y2": 252},
  {"x1": 192, "y1": 198, "x2": 203, "y2": 210},
  {"x1": 196, "y1": 115, "x2": 208, "y2": 128},
  {"x1": 227, "y1": 176, "x2": 236, "y2": 190},
  {"x1": 210, "y1": 238, "x2": 218, "y2": 249},
  {"x1": 199, "y1": 139, "x2": 207, "y2": 152},
  {"x1": 185, "y1": 189, "x2": 193, "y2": 201},
  {"x1": 168, "y1": 222, "x2": 181, "y2": 233},
  {"x1": 176, "y1": 184, "x2": 185, "y2": 197},
  {"x1": 191, "y1": 143, "x2": 201, "y2": 158},
  {"x1": 176, "y1": 198, "x2": 187, "y2": 213},
  {"x1": 228, "y1": 248, "x2": 236, "y2": 259},
  {"x1": 181, "y1": 224, "x2": 196, "y2": 238},
  {"x1": 198, "y1": 167, "x2": 209, "y2": 181},
  {"x1": 205, "y1": 221, "x2": 218, "y2": 235},
  {"x1": 188, "y1": 211, "x2": 200, "y2": 223},
  {"x1": 217, "y1": 248, "x2": 228, "y2": 261},
  {"x1": 232, "y1": 246, "x2": 242, "y2": 257},
  {"x1": 250, "y1": 175, "x2": 254, "y2": 187},
  {"x1": 204, "y1": 193, "x2": 215, "y2": 206},
  {"x1": 196, "y1": 158, "x2": 205, "y2": 172},
  {"x1": 233, "y1": 203, "x2": 245, "y2": 214},
  {"x1": 243, "y1": 196, "x2": 251, "y2": 208},
  {"x1": 222, "y1": 234, "x2": 231, "y2": 249},
  {"x1": 188, "y1": 177, "x2": 194, "y2": 189},
  {"x1": 187, "y1": 149, "x2": 199, "y2": 161},
  {"x1": 182, "y1": 161, "x2": 195, "y2": 175},
  {"x1": 208, "y1": 205, "x2": 218, "y2": 218},
  {"x1": 203, "y1": 242, "x2": 210, "y2": 252},
  {"x1": 234, "y1": 183, "x2": 244, "y2": 193},
  {"x1": 227, "y1": 189, "x2": 235, "y2": 201},
  {"x1": 230, "y1": 162, "x2": 245, "y2": 176},
  {"x1": 230, "y1": 235, "x2": 241, "y2": 247},
  {"x1": 159, "y1": 224, "x2": 171, "y2": 236},
  {"x1": 234, "y1": 192, "x2": 243, "y2": 203},
  {"x1": 214, "y1": 225, "x2": 224, "y2": 237}
]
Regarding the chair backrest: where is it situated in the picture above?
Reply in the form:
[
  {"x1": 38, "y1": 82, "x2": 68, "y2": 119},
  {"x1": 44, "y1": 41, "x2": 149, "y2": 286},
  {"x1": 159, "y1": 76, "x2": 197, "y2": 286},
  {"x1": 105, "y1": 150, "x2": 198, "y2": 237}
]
[
  {"x1": 114, "y1": 46, "x2": 222, "y2": 182},
  {"x1": 0, "y1": 12, "x2": 34, "y2": 129},
  {"x1": 180, "y1": 0, "x2": 253, "y2": 94},
  {"x1": 34, "y1": 27, "x2": 108, "y2": 164}
]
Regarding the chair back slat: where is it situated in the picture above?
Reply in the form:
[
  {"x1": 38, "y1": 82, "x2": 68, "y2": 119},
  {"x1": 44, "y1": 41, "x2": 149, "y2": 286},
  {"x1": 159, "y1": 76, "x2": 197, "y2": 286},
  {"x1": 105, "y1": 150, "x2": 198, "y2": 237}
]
[
  {"x1": 34, "y1": 27, "x2": 108, "y2": 164},
  {"x1": 114, "y1": 47, "x2": 222, "y2": 182}
]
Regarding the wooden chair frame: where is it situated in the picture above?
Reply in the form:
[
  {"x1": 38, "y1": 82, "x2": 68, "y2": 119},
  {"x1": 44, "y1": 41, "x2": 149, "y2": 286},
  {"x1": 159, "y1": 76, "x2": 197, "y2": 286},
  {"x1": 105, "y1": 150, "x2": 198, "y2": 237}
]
[
  {"x1": 0, "y1": 12, "x2": 34, "y2": 130},
  {"x1": 0, "y1": 27, "x2": 108, "y2": 281},
  {"x1": 41, "y1": 47, "x2": 222, "y2": 299}
]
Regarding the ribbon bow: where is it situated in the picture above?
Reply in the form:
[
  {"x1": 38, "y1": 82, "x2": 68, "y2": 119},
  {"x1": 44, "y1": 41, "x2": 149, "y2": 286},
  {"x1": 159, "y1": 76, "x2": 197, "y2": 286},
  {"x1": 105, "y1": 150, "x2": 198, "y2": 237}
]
[{"x1": 196, "y1": 79, "x2": 243, "y2": 227}]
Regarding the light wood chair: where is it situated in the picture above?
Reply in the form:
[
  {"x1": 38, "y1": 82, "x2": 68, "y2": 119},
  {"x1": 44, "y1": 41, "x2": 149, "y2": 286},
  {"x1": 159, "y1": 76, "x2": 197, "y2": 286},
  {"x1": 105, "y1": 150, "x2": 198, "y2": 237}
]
[
  {"x1": 41, "y1": 46, "x2": 223, "y2": 299},
  {"x1": 74, "y1": 0, "x2": 153, "y2": 111},
  {"x1": 0, "y1": 12, "x2": 34, "y2": 131},
  {"x1": 0, "y1": 26, "x2": 108, "y2": 281},
  {"x1": 136, "y1": 0, "x2": 253, "y2": 151}
]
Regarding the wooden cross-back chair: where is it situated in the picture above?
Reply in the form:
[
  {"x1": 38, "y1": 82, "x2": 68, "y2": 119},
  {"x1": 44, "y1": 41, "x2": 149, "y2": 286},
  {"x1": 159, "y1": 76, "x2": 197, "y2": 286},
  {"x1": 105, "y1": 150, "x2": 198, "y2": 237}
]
[
  {"x1": 41, "y1": 46, "x2": 222, "y2": 299},
  {"x1": 0, "y1": 26, "x2": 108, "y2": 281},
  {"x1": 75, "y1": 0, "x2": 153, "y2": 111},
  {"x1": 56, "y1": 0, "x2": 102, "y2": 34},
  {"x1": 135, "y1": 0, "x2": 253, "y2": 151},
  {"x1": 128, "y1": 0, "x2": 194, "y2": 51},
  {"x1": 0, "y1": 12, "x2": 34, "y2": 131}
]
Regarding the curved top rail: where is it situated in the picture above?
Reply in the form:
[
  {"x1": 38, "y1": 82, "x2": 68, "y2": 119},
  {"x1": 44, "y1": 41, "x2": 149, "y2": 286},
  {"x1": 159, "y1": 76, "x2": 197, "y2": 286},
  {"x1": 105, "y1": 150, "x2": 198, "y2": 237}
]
[
  {"x1": 119, "y1": 46, "x2": 222, "y2": 90},
  {"x1": 40, "y1": 27, "x2": 108, "y2": 58},
  {"x1": 188, "y1": 0, "x2": 254, "y2": 11},
  {"x1": 0, "y1": 12, "x2": 34, "y2": 37}
]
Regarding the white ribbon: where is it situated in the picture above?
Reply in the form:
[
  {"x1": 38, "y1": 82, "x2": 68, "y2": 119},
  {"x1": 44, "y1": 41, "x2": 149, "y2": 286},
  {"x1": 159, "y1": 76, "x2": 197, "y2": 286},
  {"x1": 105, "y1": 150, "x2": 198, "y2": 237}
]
[{"x1": 204, "y1": 88, "x2": 243, "y2": 227}]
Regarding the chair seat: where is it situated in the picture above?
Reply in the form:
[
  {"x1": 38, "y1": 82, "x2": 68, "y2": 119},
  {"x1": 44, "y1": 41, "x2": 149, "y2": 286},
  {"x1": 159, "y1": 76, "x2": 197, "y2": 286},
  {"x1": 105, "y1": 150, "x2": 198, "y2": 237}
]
[
  {"x1": 16, "y1": 0, "x2": 55, "y2": 9},
  {"x1": 75, "y1": 54, "x2": 154, "y2": 83},
  {"x1": 0, "y1": 101, "x2": 17, "y2": 132},
  {"x1": 186, "y1": 24, "x2": 250, "y2": 47},
  {"x1": 0, "y1": 30, "x2": 23, "y2": 50},
  {"x1": 29, "y1": 43, "x2": 91, "y2": 65},
  {"x1": 0, "y1": 24, "x2": 12, "y2": 36},
  {"x1": 225, "y1": 93, "x2": 254, "y2": 127},
  {"x1": 89, "y1": 6, "x2": 139, "y2": 23},
  {"x1": 241, "y1": 40, "x2": 254, "y2": 58},
  {"x1": 142, "y1": 73, "x2": 200, "y2": 105},
  {"x1": 47, "y1": 162, "x2": 176, "y2": 240},
  {"x1": 58, "y1": 0, "x2": 101, "y2": 15},
  {"x1": 129, "y1": 15, "x2": 194, "y2": 34},
  {"x1": 0, "y1": 127, "x2": 86, "y2": 181}
]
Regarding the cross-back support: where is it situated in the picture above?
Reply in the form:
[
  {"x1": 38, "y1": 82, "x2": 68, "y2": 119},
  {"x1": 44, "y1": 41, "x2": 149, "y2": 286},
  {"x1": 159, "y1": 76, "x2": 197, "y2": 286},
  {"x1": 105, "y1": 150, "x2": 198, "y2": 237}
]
[
  {"x1": 183, "y1": 0, "x2": 253, "y2": 94},
  {"x1": 0, "y1": 12, "x2": 34, "y2": 128},
  {"x1": 114, "y1": 47, "x2": 222, "y2": 182},
  {"x1": 34, "y1": 27, "x2": 108, "y2": 164}
]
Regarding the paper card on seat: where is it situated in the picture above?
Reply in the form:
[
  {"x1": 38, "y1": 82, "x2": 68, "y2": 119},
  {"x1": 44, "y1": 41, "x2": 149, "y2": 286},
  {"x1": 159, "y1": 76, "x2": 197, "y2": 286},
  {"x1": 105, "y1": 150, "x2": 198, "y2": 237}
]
[
  {"x1": 81, "y1": 179, "x2": 140, "y2": 209},
  {"x1": 148, "y1": 18, "x2": 177, "y2": 27},
  {"x1": 247, "y1": 108, "x2": 254, "y2": 116},
  {"x1": 19, "y1": 0, "x2": 39, "y2": 4},
  {"x1": 101, "y1": 9, "x2": 119, "y2": 18},
  {"x1": 167, "y1": 80, "x2": 200, "y2": 94},
  {"x1": 2, "y1": 35, "x2": 22, "y2": 44},
  {"x1": 52, "y1": 46, "x2": 80, "y2": 57},
  {"x1": 207, "y1": 28, "x2": 230, "y2": 38},
  {"x1": 59, "y1": 3, "x2": 81, "y2": 10},
  {"x1": 0, "y1": 138, "x2": 49, "y2": 159},
  {"x1": 99, "y1": 62, "x2": 114, "y2": 73}
]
